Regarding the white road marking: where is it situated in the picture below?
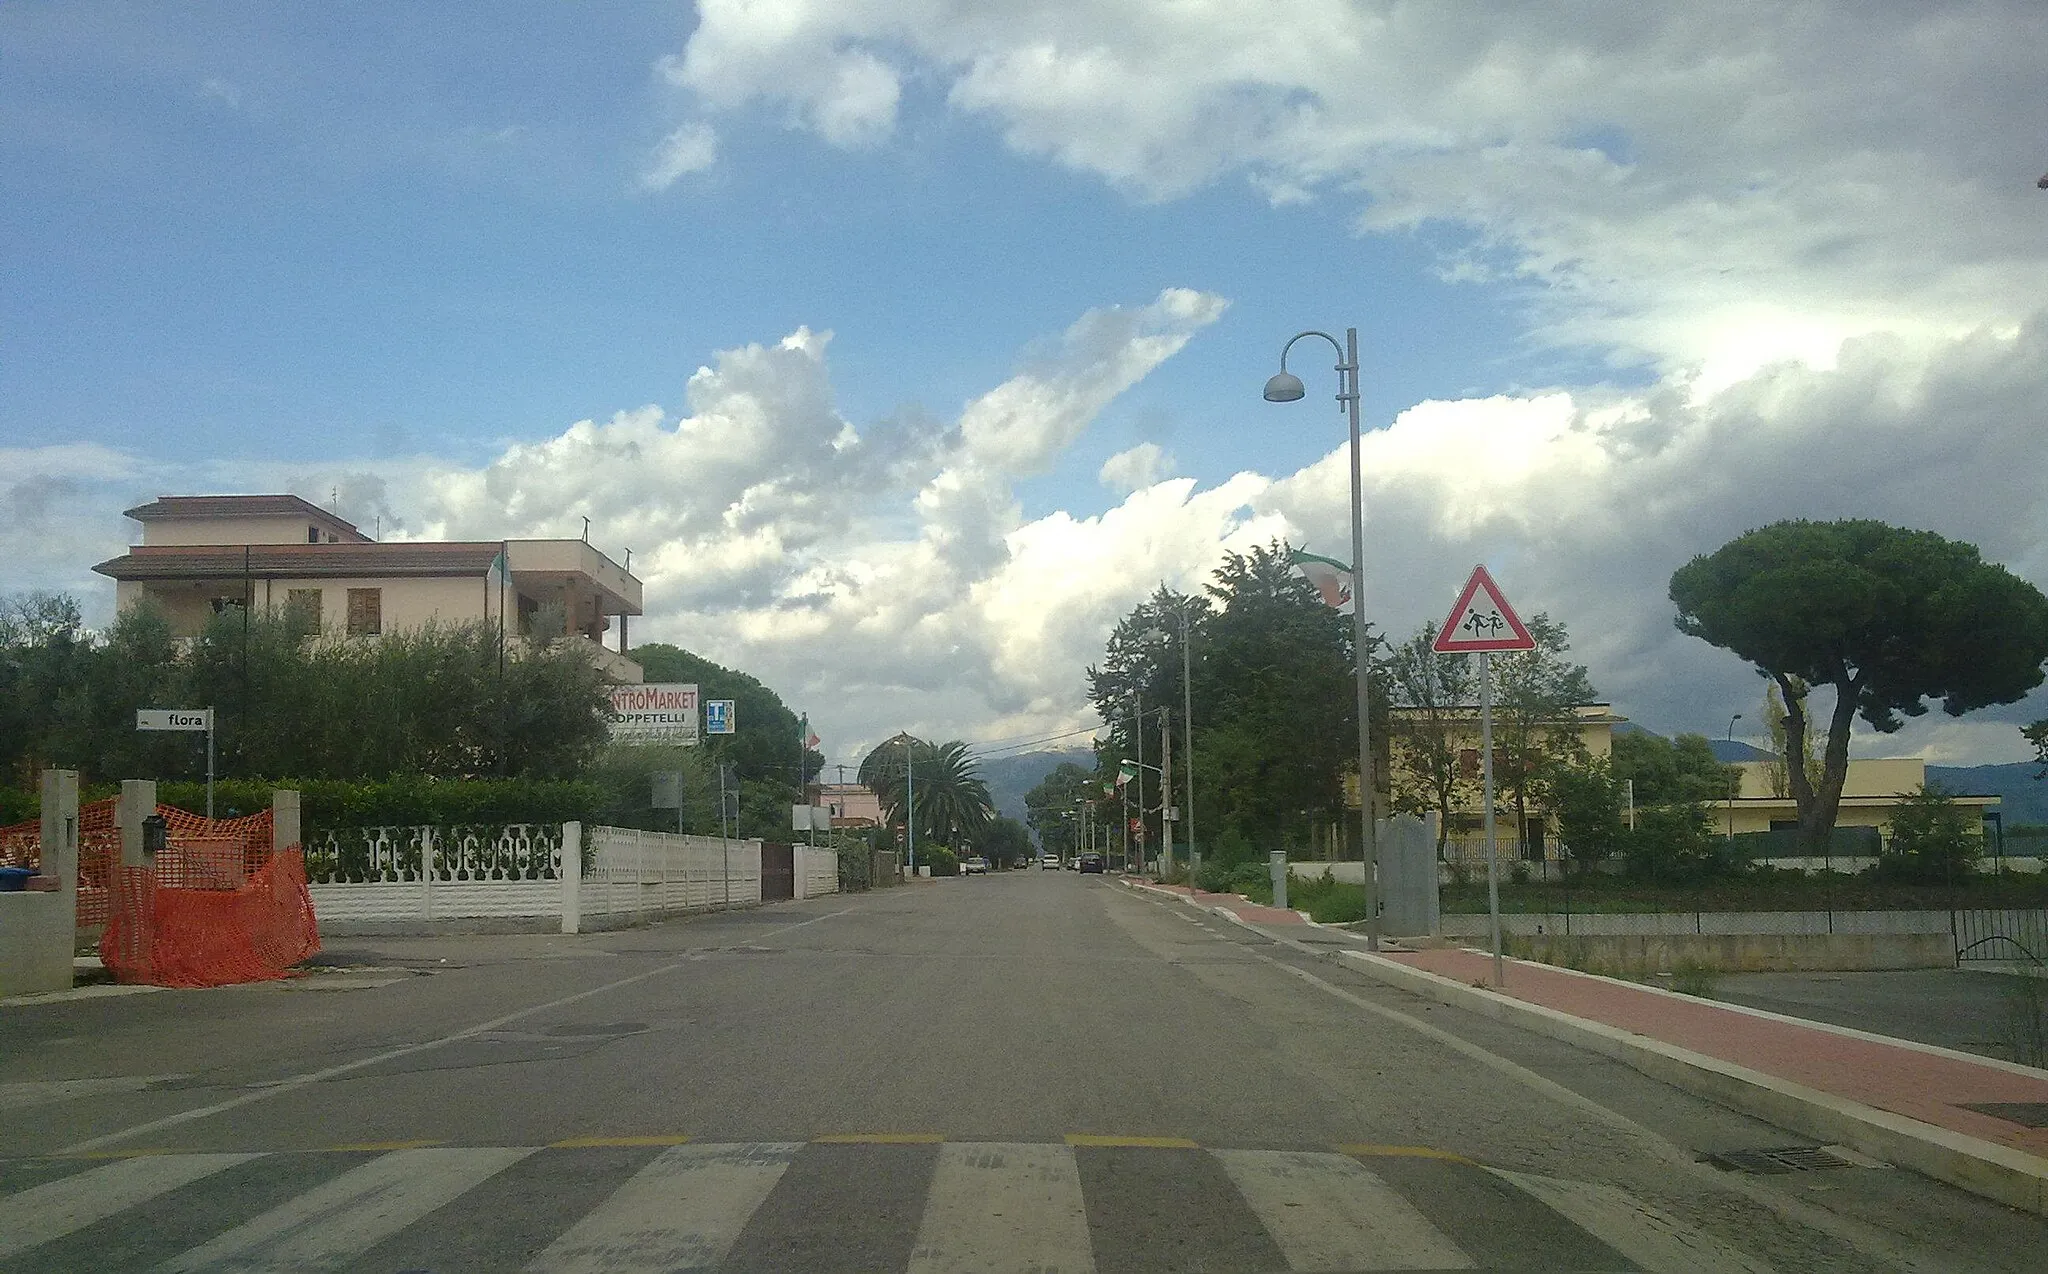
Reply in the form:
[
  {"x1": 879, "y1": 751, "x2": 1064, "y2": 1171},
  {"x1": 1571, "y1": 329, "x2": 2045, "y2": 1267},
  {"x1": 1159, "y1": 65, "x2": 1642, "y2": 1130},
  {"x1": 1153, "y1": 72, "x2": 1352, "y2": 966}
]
[
  {"x1": 58, "y1": 904, "x2": 861, "y2": 1155},
  {"x1": 0, "y1": 1152, "x2": 259, "y2": 1260},
  {"x1": 525, "y1": 1142, "x2": 802, "y2": 1273},
  {"x1": 158, "y1": 1146, "x2": 533, "y2": 1272},
  {"x1": 1495, "y1": 1170, "x2": 1775, "y2": 1274},
  {"x1": 1213, "y1": 1149, "x2": 1473, "y2": 1271},
  {"x1": 907, "y1": 1141, "x2": 1094, "y2": 1274},
  {"x1": 0, "y1": 1074, "x2": 186, "y2": 1111}
]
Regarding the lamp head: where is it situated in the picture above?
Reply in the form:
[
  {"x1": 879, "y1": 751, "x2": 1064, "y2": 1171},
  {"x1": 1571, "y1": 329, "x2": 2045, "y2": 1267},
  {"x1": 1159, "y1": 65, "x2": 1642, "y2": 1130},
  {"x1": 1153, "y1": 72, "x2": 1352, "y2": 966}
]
[{"x1": 1263, "y1": 371, "x2": 1306, "y2": 402}]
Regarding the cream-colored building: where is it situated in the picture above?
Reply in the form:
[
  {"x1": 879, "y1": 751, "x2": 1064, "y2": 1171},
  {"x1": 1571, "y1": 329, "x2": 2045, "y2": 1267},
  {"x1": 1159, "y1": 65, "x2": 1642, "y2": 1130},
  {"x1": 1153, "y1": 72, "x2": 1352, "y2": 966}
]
[
  {"x1": 1723, "y1": 757, "x2": 1998, "y2": 839},
  {"x1": 1384, "y1": 703, "x2": 1627, "y2": 857},
  {"x1": 93, "y1": 494, "x2": 644, "y2": 682}
]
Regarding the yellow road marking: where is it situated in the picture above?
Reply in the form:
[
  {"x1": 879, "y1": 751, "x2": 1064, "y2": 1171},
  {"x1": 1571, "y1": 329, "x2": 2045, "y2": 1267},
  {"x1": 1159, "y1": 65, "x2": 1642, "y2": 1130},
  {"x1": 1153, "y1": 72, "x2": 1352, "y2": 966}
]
[
  {"x1": 549, "y1": 1134, "x2": 694, "y2": 1148},
  {"x1": 322, "y1": 1139, "x2": 445, "y2": 1152},
  {"x1": 1333, "y1": 1143, "x2": 1474, "y2": 1164},
  {"x1": 813, "y1": 1133, "x2": 945, "y2": 1144},
  {"x1": 1064, "y1": 1134, "x2": 1200, "y2": 1149}
]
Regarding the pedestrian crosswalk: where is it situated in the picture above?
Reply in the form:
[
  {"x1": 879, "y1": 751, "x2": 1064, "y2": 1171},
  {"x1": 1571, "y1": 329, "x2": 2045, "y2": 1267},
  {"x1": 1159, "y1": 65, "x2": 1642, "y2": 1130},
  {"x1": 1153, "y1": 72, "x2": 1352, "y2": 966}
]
[{"x1": 0, "y1": 1139, "x2": 1770, "y2": 1272}]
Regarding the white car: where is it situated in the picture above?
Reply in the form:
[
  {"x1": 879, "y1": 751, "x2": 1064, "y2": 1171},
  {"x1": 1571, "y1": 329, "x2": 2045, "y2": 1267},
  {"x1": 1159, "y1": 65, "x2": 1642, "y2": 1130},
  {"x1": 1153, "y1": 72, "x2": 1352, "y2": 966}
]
[
  {"x1": 963, "y1": 856, "x2": 989, "y2": 874},
  {"x1": 1040, "y1": 854, "x2": 1060, "y2": 869}
]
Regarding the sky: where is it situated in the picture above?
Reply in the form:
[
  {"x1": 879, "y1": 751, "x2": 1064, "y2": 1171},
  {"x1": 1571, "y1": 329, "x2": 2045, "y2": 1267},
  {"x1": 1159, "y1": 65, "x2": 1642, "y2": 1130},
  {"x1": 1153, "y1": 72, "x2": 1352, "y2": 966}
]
[{"x1": 6, "y1": 1, "x2": 2048, "y2": 774}]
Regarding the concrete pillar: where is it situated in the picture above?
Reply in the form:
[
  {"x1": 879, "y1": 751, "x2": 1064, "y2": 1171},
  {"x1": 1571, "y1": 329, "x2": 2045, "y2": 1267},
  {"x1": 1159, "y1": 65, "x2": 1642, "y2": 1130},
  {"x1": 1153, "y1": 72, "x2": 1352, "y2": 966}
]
[
  {"x1": 1, "y1": 770, "x2": 79, "y2": 996},
  {"x1": 271, "y1": 789, "x2": 301, "y2": 853},
  {"x1": 118, "y1": 779, "x2": 158, "y2": 868},
  {"x1": 41, "y1": 770, "x2": 80, "y2": 897},
  {"x1": 561, "y1": 821, "x2": 582, "y2": 934}
]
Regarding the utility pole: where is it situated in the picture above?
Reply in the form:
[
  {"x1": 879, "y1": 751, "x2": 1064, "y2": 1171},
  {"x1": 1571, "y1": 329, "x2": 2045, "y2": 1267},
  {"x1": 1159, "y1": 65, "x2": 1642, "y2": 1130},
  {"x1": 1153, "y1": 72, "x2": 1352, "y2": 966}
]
[{"x1": 1160, "y1": 708, "x2": 1174, "y2": 884}]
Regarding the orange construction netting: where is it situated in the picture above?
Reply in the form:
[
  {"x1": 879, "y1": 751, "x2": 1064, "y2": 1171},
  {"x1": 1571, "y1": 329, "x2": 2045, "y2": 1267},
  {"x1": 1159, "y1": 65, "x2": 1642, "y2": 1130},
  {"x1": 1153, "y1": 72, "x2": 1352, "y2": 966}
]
[{"x1": 0, "y1": 798, "x2": 320, "y2": 988}]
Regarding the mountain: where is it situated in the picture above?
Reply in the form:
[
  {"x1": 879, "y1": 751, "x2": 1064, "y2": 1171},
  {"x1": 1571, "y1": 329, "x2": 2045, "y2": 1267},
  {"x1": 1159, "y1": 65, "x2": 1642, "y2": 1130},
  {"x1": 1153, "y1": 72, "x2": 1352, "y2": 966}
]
[
  {"x1": 1928, "y1": 763, "x2": 2048, "y2": 826},
  {"x1": 977, "y1": 748, "x2": 1095, "y2": 822}
]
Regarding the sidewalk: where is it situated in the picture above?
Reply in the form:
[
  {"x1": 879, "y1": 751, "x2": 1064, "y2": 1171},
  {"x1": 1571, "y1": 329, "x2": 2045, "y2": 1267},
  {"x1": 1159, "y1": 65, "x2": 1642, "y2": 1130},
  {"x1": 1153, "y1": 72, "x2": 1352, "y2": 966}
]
[{"x1": 1124, "y1": 878, "x2": 2048, "y2": 1214}]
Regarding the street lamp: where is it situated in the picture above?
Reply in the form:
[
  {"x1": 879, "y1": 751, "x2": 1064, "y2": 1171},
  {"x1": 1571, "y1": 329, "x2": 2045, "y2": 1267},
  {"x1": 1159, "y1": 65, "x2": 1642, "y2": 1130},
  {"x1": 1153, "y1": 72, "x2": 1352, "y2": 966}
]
[
  {"x1": 1725, "y1": 713, "x2": 1743, "y2": 839},
  {"x1": 1264, "y1": 326, "x2": 1379, "y2": 948}
]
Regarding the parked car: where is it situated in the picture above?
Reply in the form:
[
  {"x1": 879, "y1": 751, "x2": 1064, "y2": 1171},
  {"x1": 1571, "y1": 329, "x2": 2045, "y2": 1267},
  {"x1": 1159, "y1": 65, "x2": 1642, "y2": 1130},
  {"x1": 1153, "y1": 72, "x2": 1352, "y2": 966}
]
[
  {"x1": 963, "y1": 856, "x2": 989, "y2": 874},
  {"x1": 1040, "y1": 854, "x2": 1060, "y2": 869},
  {"x1": 1077, "y1": 853, "x2": 1105, "y2": 874}
]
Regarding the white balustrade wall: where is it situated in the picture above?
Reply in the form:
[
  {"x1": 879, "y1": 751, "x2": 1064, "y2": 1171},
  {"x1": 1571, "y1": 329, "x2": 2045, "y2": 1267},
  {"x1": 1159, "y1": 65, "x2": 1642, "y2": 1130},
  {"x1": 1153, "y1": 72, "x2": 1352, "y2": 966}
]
[{"x1": 306, "y1": 823, "x2": 830, "y2": 932}]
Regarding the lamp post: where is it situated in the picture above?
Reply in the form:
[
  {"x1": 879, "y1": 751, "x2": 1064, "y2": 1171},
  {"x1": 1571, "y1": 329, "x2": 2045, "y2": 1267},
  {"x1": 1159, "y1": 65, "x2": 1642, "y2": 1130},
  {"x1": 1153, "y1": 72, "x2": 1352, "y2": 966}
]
[
  {"x1": 1725, "y1": 713, "x2": 1743, "y2": 840},
  {"x1": 1148, "y1": 613, "x2": 1200, "y2": 882},
  {"x1": 1265, "y1": 327, "x2": 1379, "y2": 949}
]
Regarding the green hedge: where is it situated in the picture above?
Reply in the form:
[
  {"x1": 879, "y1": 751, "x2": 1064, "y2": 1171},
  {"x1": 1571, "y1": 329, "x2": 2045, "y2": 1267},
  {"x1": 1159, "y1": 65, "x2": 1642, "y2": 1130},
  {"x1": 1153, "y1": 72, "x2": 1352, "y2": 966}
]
[{"x1": 62, "y1": 777, "x2": 599, "y2": 835}]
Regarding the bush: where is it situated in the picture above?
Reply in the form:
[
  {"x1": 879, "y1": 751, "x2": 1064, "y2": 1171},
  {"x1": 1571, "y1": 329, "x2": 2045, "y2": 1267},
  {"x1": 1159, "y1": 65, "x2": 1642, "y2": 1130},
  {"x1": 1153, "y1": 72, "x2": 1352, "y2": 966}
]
[
  {"x1": 0, "y1": 786, "x2": 36, "y2": 827},
  {"x1": 919, "y1": 845, "x2": 960, "y2": 877},
  {"x1": 1621, "y1": 802, "x2": 1723, "y2": 882},
  {"x1": 1880, "y1": 783, "x2": 1981, "y2": 883},
  {"x1": 79, "y1": 776, "x2": 603, "y2": 833}
]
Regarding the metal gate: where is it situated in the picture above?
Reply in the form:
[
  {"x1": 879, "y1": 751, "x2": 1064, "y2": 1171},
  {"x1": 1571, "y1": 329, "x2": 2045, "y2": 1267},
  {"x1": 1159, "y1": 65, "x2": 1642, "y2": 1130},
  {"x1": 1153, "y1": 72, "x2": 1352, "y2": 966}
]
[
  {"x1": 1952, "y1": 908, "x2": 2047, "y2": 963},
  {"x1": 761, "y1": 842, "x2": 795, "y2": 901}
]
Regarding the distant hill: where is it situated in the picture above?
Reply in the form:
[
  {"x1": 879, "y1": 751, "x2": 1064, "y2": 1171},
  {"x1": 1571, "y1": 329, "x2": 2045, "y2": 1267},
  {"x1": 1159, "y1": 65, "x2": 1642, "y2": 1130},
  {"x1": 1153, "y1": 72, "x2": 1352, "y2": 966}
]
[
  {"x1": 978, "y1": 748, "x2": 1094, "y2": 822},
  {"x1": 1928, "y1": 763, "x2": 2048, "y2": 826}
]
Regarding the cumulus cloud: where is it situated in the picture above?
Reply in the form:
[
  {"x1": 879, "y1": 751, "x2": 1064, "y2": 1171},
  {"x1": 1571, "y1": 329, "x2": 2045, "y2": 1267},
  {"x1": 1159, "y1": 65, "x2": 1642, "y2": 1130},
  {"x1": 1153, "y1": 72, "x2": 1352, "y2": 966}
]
[
  {"x1": 640, "y1": 121, "x2": 718, "y2": 189},
  {"x1": 660, "y1": 2, "x2": 2048, "y2": 381},
  {"x1": 20, "y1": 300, "x2": 2048, "y2": 768},
  {"x1": 1098, "y1": 442, "x2": 1174, "y2": 493}
]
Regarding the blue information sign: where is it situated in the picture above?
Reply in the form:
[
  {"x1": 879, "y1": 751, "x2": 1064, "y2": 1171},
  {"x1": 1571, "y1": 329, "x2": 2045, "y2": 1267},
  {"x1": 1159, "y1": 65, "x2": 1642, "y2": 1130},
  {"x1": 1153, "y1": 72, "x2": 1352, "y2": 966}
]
[{"x1": 705, "y1": 699, "x2": 736, "y2": 735}]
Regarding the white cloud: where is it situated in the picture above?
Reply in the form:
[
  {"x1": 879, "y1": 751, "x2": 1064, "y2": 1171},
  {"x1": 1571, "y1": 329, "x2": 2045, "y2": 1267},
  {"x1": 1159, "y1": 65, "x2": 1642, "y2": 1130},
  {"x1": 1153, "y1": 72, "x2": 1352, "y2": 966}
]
[
  {"x1": 640, "y1": 122, "x2": 718, "y2": 189},
  {"x1": 660, "y1": 2, "x2": 2048, "y2": 380},
  {"x1": 199, "y1": 77, "x2": 241, "y2": 108},
  {"x1": 21, "y1": 301, "x2": 2048, "y2": 771},
  {"x1": 1098, "y1": 442, "x2": 1174, "y2": 492}
]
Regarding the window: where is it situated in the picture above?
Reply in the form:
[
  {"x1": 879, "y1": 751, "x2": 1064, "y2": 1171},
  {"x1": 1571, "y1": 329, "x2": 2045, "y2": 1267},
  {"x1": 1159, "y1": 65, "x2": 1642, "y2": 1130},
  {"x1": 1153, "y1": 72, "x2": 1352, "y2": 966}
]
[
  {"x1": 286, "y1": 588, "x2": 322, "y2": 625},
  {"x1": 308, "y1": 525, "x2": 320, "y2": 543},
  {"x1": 345, "y1": 588, "x2": 382, "y2": 636}
]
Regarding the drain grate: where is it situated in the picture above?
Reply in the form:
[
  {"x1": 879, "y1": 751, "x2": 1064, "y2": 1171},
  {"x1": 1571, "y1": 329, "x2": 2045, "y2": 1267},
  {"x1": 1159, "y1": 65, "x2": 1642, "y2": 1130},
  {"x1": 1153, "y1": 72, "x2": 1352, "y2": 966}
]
[
  {"x1": 1703, "y1": 1146, "x2": 1856, "y2": 1174},
  {"x1": 1959, "y1": 1102, "x2": 2048, "y2": 1128}
]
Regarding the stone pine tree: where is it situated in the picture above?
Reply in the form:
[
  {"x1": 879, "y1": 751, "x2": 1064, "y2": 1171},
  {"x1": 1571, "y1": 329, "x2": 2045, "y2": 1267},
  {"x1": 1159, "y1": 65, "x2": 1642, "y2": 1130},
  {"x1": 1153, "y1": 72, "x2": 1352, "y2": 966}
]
[{"x1": 1671, "y1": 519, "x2": 2048, "y2": 854}]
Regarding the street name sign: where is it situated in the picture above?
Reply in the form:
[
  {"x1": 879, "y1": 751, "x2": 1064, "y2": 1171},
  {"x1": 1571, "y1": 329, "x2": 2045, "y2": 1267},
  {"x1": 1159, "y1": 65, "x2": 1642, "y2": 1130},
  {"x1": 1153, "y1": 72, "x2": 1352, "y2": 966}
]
[
  {"x1": 137, "y1": 708, "x2": 212, "y2": 732},
  {"x1": 1432, "y1": 565, "x2": 1536, "y2": 653}
]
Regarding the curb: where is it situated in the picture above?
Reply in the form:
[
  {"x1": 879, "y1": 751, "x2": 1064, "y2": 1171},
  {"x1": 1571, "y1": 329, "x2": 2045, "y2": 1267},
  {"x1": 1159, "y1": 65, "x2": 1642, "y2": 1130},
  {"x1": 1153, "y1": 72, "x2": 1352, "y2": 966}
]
[{"x1": 1335, "y1": 947, "x2": 2048, "y2": 1218}]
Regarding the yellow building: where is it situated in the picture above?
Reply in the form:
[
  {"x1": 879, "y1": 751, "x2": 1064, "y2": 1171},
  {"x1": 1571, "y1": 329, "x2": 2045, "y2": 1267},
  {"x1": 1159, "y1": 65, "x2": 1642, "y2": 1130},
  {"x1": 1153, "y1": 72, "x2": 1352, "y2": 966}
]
[
  {"x1": 92, "y1": 494, "x2": 645, "y2": 682},
  {"x1": 1722, "y1": 757, "x2": 1998, "y2": 840},
  {"x1": 1385, "y1": 702, "x2": 1626, "y2": 863}
]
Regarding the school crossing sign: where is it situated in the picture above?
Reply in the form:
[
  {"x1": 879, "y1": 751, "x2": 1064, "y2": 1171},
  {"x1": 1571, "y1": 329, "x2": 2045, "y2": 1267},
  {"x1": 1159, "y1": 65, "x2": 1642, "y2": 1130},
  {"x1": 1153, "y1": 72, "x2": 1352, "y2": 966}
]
[{"x1": 1432, "y1": 565, "x2": 1536, "y2": 654}]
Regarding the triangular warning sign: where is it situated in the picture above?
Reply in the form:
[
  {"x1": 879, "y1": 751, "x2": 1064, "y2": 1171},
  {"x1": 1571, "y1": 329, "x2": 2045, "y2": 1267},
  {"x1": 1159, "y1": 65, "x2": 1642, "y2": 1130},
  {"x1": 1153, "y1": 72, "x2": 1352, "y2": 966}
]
[{"x1": 1432, "y1": 565, "x2": 1536, "y2": 653}]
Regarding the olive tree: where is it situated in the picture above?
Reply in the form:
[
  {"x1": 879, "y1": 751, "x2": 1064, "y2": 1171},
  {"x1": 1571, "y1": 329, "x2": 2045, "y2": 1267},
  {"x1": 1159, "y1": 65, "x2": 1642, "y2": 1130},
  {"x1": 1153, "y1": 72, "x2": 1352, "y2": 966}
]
[{"x1": 1671, "y1": 520, "x2": 2048, "y2": 854}]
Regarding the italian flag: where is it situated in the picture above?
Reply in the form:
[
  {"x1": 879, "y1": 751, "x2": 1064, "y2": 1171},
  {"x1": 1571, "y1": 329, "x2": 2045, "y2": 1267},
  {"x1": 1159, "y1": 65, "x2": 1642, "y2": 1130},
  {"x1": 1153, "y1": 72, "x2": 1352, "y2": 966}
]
[{"x1": 1288, "y1": 549, "x2": 1354, "y2": 615}]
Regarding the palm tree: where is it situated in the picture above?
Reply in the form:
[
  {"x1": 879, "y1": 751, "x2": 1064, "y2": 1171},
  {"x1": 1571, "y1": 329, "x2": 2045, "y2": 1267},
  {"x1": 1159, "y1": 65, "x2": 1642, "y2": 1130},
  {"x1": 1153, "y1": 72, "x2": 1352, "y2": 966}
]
[{"x1": 857, "y1": 734, "x2": 995, "y2": 848}]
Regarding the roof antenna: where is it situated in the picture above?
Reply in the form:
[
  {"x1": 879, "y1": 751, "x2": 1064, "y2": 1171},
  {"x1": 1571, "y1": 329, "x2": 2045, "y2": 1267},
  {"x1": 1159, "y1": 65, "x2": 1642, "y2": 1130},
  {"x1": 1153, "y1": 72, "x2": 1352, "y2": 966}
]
[{"x1": 581, "y1": 516, "x2": 590, "y2": 542}]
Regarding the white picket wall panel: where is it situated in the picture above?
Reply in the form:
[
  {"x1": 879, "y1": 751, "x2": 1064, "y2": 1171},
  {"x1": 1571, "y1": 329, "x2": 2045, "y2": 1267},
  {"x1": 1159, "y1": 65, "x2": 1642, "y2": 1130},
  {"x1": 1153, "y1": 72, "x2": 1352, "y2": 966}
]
[{"x1": 306, "y1": 824, "x2": 825, "y2": 929}]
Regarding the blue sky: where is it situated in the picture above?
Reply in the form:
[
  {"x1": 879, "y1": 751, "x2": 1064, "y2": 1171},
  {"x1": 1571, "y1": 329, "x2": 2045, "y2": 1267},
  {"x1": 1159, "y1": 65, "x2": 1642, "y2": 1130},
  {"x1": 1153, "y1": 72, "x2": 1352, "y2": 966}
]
[{"x1": 7, "y1": 2, "x2": 2048, "y2": 769}]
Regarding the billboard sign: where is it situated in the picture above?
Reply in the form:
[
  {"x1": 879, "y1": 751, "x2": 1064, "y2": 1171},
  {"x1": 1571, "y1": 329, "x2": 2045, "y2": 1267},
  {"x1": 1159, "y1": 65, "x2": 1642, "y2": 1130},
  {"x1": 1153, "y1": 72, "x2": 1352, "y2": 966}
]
[{"x1": 609, "y1": 683, "x2": 700, "y2": 745}]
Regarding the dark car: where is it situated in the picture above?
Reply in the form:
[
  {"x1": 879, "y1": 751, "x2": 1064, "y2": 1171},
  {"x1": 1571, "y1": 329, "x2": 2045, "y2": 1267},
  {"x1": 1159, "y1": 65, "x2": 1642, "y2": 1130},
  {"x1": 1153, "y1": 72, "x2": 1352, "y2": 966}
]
[{"x1": 1077, "y1": 852, "x2": 1105, "y2": 874}]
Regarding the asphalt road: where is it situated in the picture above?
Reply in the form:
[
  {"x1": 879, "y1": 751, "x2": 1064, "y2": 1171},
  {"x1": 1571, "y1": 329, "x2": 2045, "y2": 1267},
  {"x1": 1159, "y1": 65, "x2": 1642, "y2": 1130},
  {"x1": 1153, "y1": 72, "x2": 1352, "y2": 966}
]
[{"x1": 4, "y1": 869, "x2": 2044, "y2": 1272}]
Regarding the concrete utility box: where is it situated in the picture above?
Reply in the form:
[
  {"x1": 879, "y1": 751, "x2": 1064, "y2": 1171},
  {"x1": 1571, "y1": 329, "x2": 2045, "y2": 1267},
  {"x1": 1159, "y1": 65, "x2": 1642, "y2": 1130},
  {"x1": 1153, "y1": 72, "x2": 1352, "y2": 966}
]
[
  {"x1": 1377, "y1": 813, "x2": 1440, "y2": 938},
  {"x1": 0, "y1": 770, "x2": 80, "y2": 997}
]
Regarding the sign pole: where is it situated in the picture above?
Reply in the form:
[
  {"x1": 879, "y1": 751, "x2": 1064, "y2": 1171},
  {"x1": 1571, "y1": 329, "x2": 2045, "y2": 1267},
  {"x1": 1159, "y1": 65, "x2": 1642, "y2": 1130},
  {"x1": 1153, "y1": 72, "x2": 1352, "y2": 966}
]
[
  {"x1": 1480, "y1": 653, "x2": 1502, "y2": 986},
  {"x1": 206, "y1": 707, "x2": 216, "y2": 819}
]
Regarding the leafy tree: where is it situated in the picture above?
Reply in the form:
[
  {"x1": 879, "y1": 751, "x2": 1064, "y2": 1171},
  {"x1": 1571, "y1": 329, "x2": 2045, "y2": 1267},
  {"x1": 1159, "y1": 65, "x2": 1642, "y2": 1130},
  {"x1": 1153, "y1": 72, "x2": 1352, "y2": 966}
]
[
  {"x1": 1761, "y1": 681, "x2": 1822, "y2": 799},
  {"x1": 1385, "y1": 620, "x2": 1473, "y2": 856},
  {"x1": 1085, "y1": 585, "x2": 1207, "y2": 855},
  {"x1": 1672, "y1": 520, "x2": 2048, "y2": 854},
  {"x1": 1023, "y1": 760, "x2": 1092, "y2": 857},
  {"x1": 1536, "y1": 754, "x2": 1624, "y2": 873},
  {"x1": 1880, "y1": 782, "x2": 1981, "y2": 883},
  {"x1": 1489, "y1": 613, "x2": 1596, "y2": 852},
  {"x1": 2025, "y1": 719, "x2": 2048, "y2": 780},
  {"x1": 1609, "y1": 732, "x2": 1739, "y2": 807},
  {"x1": 979, "y1": 816, "x2": 1033, "y2": 867},
  {"x1": 631, "y1": 642, "x2": 820, "y2": 793},
  {"x1": 1620, "y1": 802, "x2": 1721, "y2": 882}
]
